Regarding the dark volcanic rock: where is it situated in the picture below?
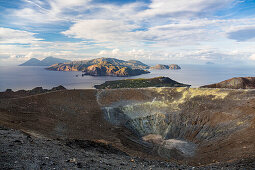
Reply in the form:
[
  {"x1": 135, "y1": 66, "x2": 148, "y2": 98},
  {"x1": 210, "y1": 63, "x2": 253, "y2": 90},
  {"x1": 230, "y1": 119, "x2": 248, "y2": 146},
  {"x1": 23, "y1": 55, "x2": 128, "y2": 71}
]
[
  {"x1": 0, "y1": 85, "x2": 67, "y2": 99},
  {"x1": 30, "y1": 87, "x2": 45, "y2": 94},
  {"x1": 51, "y1": 85, "x2": 66, "y2": 91},
  {"x1": 201, "y1": 77, "x2": 255, "y2": 89},
  {"x1": 5, "y1": 89, "x2": 13, "y2": 93},
  {"x1": 0, "y1": 126, "x2": 191, "y2": 169},
  {"x1": 94, "y1": 76, "x2": 190, "y2": 89}
]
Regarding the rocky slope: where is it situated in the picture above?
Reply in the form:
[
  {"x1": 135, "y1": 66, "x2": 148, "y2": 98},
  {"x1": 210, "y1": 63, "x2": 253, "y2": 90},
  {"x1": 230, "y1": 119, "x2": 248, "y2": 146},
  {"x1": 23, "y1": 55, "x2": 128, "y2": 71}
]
[
  {"x1": 1, "y1": 126, "x2": 253, "y2": 169},
  {"x1": 82, "y1": 61, "x2": 149, "y2": 77},
  {"x1": 0, "y1": 85, "x2": 66, "y2": 99},
  {"x1": 0, "y1": 88, "x2": 255, "y2": 168},
  {"x1": 47, "y1": 57, "x2": 150, "y2": 77},
  {"x1": 151, "y1": 64, "x2": 181, "y2": 70},
  {"x1": 94, "y1": 77, "x2": 190, "y2": 89},
  {"x1": 0, "y1": 126, "x2": 190, "y2": 169},
  {"x1": 20, "y1": 57, "x2": 70, "y2": 66},
  {"x1": 201, "y1": 77, "x2": 255, "y2": 89}
]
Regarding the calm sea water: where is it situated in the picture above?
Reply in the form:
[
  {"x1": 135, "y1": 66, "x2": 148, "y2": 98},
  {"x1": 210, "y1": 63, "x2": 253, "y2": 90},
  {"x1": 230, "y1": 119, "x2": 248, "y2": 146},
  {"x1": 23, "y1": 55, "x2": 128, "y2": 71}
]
[{"x1": 0, "y1": 65, "x2": 255, "y2": 92}]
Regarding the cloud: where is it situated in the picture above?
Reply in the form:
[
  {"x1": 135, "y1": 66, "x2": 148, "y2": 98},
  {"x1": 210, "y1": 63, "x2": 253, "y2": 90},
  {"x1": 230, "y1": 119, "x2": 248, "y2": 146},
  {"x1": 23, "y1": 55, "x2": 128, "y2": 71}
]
[
  {"x1": 0, "y1": 27, "x2": 42, "y2": 44},
  {"x1": 62, "y1": 19, "x2": 138, "y2": 43},
  {"x1": 2, "y1": 0, "x2": 255, "y2": 65},
  {"x1": 62, "y1": 18, "x2": 221, "y2": 49},
  {"x1": 249, "y1": 54, "x2": 255, "y2": 60},
  {"x1": 139, "y1": 0, "x2": 235, "y2": 17},
  {"x1": 0, "y1": 52, "x2": 34, "y2": 65},
  {"x1": 11, "y1": 0, "x2": 91, "y2": 24},
  {"x1": 227, "y1": 25, "x2": 255, "y2": 41}
]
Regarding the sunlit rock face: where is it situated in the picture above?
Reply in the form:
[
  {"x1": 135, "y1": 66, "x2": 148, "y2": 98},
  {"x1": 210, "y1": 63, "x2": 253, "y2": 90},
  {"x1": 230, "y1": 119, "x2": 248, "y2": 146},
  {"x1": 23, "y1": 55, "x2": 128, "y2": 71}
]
[{"x1": 97, "y1": 87, "x2": 255, "y2": 159}]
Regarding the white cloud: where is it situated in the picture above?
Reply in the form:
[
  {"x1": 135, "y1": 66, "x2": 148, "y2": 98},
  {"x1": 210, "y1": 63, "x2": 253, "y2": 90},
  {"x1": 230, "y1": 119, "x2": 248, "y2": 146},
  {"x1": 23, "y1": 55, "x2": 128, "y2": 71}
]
[
  {"x1": 139, "y1": 0, "x2": 235, "y2": 17},
  {"x1": 12, "y1": 0, "x2": 91, "y2": 23},
  {"x1": 2, "y1": 0, "x2": 255, "y2": 65},
  {"x1": 0, "y1": 27, "x2": 42, "y2": 44},
  {"x1": 112, "y1": 48, "x2": 120, "y2": 55},
  {"x1": 249, "y1": 54, "x2": 255, "y2": 60},
  {"x1": 0, "y1": 52, "x2": 34, "y2": 65},
  {"x1": 62, "y1": 19, "x2": 138, "y2": 43}
]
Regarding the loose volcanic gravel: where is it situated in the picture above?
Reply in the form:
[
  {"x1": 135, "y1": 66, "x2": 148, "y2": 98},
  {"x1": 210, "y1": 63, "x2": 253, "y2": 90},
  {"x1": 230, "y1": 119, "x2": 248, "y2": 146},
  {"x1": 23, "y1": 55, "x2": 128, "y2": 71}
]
[{"x1": 0, "y1": 126, "x2": 254, "y2": 170}]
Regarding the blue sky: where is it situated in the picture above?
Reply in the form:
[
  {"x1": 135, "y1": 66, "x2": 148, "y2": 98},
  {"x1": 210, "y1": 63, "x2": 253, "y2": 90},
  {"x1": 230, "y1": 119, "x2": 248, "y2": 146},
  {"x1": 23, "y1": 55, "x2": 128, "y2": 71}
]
[{"x1": 1, "y1": 0, "x2": 255, "y2": 65}]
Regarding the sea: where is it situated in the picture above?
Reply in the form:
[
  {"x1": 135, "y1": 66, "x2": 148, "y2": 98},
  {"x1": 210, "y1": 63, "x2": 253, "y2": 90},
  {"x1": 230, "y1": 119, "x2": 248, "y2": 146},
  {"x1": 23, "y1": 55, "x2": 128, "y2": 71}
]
[{"x1": 0, "y1": 64, "x2": 255, "y2": 92}]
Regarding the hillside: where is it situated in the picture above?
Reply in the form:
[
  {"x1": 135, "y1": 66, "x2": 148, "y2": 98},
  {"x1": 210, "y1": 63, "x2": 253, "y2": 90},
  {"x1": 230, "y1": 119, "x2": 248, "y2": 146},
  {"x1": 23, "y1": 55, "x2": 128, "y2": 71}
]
[
  {"x1": 20, "y1": 57, "x2": 71, "y2": 66},
  {"x1": 47, "y1": 57, "x2": 149, "y2": 71},
  {"x1": 201, "y1": 77, "x2": 255, "y2": 89},
  {"x1": 94, "y1": 77, "x2": 190, "y2": 89},
  {"x1": 82, "y1": 62, "x2": 149, "y2": 77},
  {"x1": 47, "y1": 57, "x2": 150, "y2": 77}
]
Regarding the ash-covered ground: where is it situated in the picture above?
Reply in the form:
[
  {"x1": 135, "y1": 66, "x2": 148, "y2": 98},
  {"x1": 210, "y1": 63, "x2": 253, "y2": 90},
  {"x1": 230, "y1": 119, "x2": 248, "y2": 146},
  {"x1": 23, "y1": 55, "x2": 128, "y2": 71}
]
[{"x1": 0, "y1": 126, "x2": 254, "y2": 170}]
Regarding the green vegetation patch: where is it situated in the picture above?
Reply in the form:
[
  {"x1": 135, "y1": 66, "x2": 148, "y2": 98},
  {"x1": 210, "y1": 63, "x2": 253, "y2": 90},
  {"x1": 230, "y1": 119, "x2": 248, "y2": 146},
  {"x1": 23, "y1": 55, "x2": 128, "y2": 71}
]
[{"x1": 94, "y1": 77, "x2": 190, "y2": 89}]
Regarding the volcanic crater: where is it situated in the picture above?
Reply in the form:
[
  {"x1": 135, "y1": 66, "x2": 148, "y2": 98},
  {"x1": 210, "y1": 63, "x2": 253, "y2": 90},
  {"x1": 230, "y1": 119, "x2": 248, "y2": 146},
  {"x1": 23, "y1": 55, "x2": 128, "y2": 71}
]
[{"x1": 0, "y1": 87, "x2": 255, "y2": 167}]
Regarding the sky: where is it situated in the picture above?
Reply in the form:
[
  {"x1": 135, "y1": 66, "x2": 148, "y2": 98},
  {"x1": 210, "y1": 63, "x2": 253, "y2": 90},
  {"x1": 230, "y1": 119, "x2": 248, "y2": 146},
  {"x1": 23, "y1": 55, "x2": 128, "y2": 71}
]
[{"x1": 1, "y1": 0, "x2": 255, "y2": 65}]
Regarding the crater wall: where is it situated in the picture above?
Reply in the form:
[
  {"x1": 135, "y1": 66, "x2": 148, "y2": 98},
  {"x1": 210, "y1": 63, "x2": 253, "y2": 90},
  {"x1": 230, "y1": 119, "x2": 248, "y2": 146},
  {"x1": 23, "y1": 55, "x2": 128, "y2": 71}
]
[{"x1": 0, "y1": 88, "x2": 255, "y2": 165}]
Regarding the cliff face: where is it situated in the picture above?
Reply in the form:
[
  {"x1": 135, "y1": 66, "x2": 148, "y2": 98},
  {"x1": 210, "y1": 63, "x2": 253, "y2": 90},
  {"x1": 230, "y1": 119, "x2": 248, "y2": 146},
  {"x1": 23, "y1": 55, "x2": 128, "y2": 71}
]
[
  {"x1": 151, "y1": 64, "x2": 181, "y2": 70},
  {"x1": 201, "y1": 77, "x2": 255, "y2": 89}
]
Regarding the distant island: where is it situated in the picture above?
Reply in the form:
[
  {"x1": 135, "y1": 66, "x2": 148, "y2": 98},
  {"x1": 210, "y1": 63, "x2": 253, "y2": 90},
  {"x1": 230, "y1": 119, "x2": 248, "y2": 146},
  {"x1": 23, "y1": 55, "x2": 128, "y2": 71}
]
[
  {"x1": 150, "y1": 64, "x2": 181, "y2": 70},
  {"x1": 47, "y1": 57, "x2": 150, "y2": 77},
  {"x1": 201, "y1": 77, "x2": 255, "y2": 89},
  {"x1": 20, "y1": 57, "x2": 71, "y2": 66},
  {"x1": 206, "y1": 62, "x2": 215, "y2": 65},
  {"x1": 94, "y1": 77, "x2": 190, "y2": 89}
]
